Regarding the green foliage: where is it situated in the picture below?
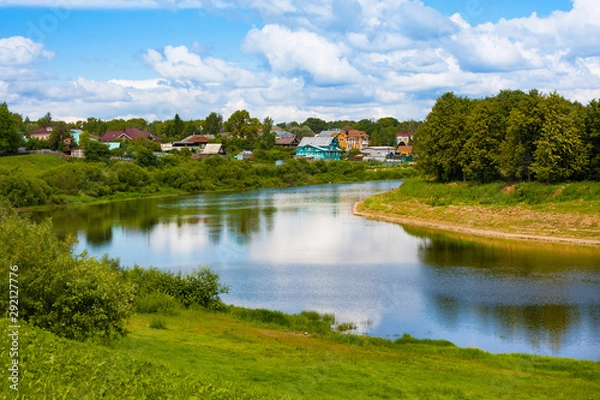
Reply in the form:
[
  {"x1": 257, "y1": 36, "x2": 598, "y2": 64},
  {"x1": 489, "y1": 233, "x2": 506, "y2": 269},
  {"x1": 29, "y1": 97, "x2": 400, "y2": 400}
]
[
  {"x1": 43, "y1": 162, "x2": 118, "y2": 197},
  {"x1": 0, "y1": 172, "x2": 53, "y2": 207},
  {"x1": 135, "y1": 292, "x2": 181, "y2": 314},
  {"x1": 0, "y1": 102, "x2": 23, "y2": 152},
  {"x1": 0, "y1": 214, "x2": 133, "y2": 340},
  {"x1": 225, "y1": 306, "x2": 335, "y2": 335},
  {"x1": 112, "y1": 161, "x2": 157, "y2": 192},
  {"x1": 416, "y1": 90, "x2": 600, "y2": 183},
  {"x1": 122, "y1": 265, "x2": 230, "y2": 310},
  {"x1": 149, "y1": 316, "x2": 167, "y2": 329},
  {"x1": 84, "y1": 140, "x2": 111, "y2": 163}
]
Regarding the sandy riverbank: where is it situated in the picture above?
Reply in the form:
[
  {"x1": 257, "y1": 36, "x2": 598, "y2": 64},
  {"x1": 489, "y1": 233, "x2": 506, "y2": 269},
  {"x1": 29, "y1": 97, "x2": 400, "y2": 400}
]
[{"x1": 354, "y1": 201, "x2": 600, "y2": 247}]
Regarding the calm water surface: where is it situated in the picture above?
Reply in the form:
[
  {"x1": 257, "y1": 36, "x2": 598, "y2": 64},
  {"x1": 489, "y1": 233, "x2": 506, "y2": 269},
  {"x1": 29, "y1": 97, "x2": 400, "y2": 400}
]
[{"x1": 33, "y1": 181, "x2": 600, "y2": 360}]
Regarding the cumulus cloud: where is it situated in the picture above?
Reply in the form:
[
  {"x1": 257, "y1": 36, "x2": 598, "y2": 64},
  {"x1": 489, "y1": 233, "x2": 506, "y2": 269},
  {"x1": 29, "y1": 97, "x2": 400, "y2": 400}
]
[
  {"x1": 243, "y1": 24, "x2": 360, "y2": 85},
  {"x1": 2, "y1": 0, "x2": 600, "y2": 122},
  {"x1": 0, "y1": 36, "x2": 54, "y2": 66},
  {"x1": 143, "y1": 45, "x2": 261, "y2": 87}
]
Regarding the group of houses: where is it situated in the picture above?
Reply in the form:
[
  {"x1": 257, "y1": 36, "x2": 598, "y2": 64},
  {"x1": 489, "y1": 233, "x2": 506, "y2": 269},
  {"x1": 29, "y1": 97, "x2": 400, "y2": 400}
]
[{"x1": 26, "y1": 125, "x2": 414, "y2": 163}]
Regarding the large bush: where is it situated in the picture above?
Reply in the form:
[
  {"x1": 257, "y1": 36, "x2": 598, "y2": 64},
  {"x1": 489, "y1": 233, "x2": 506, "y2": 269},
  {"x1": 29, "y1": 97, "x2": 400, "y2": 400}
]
[
  {"x1": 123, "y1": 265, "x2": 229, "y2": 310},
  {"x1": 0, "y1": 172, "x2": 53, "y2": 207},
  {"x1": 42, "y1": 162, "x2": 118, "y2": 197},
  {"x1": 0, "y1": 213, "x2": 133, "y2": 340},
  {"x1": 112, "y1": 161, "x2": 157, "y2": 192}
]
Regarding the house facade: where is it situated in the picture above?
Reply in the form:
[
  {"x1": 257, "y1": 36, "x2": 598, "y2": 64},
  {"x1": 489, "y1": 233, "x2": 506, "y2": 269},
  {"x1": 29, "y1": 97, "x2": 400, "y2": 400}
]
[
  {"x1": 345, "y1": 129, "x2": 370, "y2": 150},
  {"x1": 361, "y1": 146, "x2": 396, "y2": 162},
  {"x1": 29, "y1": 126, "x2": 54, "y2": 141},
  {"x1": 295, "y1": 137, "x2": 341, "y2": 161}
]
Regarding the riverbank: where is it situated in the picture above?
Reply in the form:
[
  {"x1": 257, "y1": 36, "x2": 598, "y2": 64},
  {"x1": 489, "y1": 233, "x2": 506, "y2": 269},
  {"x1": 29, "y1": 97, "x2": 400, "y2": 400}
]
[
  {"x1": 8, "y1": 308, "x2": 599, "y2": 399},
  {"x1": 354, "y1": 179, "x2": 600, "y2": 247}
]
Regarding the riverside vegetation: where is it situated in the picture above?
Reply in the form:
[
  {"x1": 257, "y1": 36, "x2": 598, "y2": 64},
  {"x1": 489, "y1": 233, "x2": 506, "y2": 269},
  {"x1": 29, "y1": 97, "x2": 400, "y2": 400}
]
[
  {"x1": 2, "y1": 207, "x2": 599, "y2": 399},
  {"x1": 0, "y1": 154, "x2": 417, "y2": 210}
]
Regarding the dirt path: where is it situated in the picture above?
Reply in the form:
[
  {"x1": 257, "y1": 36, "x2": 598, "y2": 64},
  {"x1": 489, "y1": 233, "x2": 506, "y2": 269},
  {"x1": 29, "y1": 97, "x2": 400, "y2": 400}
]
[{"x1": 354, "y1": 201, "x2": 600, "y2": 247}]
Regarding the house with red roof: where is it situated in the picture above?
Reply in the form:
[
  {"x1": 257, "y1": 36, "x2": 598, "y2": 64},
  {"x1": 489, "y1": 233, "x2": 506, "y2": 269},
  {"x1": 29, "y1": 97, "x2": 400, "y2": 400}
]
[{"x1": 29, "y1": 126, "x2": 54, "y2": 141}]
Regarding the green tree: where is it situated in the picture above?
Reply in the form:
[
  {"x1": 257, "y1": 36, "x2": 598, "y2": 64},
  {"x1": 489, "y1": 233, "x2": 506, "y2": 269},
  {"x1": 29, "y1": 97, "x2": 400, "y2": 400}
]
[
  {"x1": 47, "y1": 121, "x2": 72, "y2": 151},
  {"x1": 37, "y1": 111, "x2": 52, "y2": 127},
  {"x1": 290, "y1": 125, "x2": 313, "y2": 139},
  {"x1": 84, "y1": 140, "x2": 112, "y2": 163},
  {"x1": 530, "y1": 93, "x2": 587, "y2": 183},
  {"x1": 0, "y1": 102, "x2": 23, "y2": 152},
  {"x1": 499, "y1": 90, "x2": 544, "y2": 181},
  {"x1": 414, "y1": 92, "x2": 472, "y2": 181},
  {"x1": 225, "y1": 110, "x2": 260, "y2": 139},
  {"x1": 303, "y1": 117, "x2": 329, "y2": 132},
  {"x1": 583, "y1": 99, "x2": 600, "y2": 180},
  {"x1": 204, "y1": 112, "x2": 223, "y2": 136}
]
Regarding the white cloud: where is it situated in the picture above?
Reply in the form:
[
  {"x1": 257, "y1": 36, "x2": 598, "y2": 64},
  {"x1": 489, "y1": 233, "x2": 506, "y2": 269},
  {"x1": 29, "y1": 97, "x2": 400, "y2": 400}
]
[
  {"x1": 2, "y1": 0, "x2": 600, "y2": 123},
  {"x1": 243, "y1": 24, "x2": 360, "y2": 85},
  {"x1": 0, "y1": 36, "x2": 53, "y2": 66},
  {"x1": 143, "y1": 45, "x2": 261, "y2": 87}
]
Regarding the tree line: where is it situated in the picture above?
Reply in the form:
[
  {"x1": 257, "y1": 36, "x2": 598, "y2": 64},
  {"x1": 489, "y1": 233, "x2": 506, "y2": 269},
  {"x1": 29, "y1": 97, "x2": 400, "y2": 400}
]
[
  {"x1": 0, "y1": 103, "x2": 421, "y2": 153},
  {"x1": 414, "y1": 90, "x2": 600, "y2": 183}
]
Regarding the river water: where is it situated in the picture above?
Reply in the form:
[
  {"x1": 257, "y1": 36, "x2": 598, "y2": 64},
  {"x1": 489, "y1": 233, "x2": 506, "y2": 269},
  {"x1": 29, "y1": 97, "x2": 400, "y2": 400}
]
[{"x1": 32, "y1": 181, "x2": 600, "y2": 360}]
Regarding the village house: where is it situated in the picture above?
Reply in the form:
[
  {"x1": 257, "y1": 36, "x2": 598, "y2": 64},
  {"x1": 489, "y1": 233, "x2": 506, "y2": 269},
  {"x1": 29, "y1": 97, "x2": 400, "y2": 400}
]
[
  {"x1": 193, "y1": 143, "x2": 226, "y2": 160},
  {"x1": 172, "y1": 134, "x2": 210, "y2": 150},
  {"x1": 274, "y1": 136, "x2": 300, "y2": 147},
  {"x1": 29, "y1": 126, "x2": 54, "y2": 141},
  {"x1": 361, "y1": 146, "x2": 396, "y2": 162},
  {"x1": 396, "y1": 132, "x2": 414, "y2": 146},
  {"x1": 101, "y1": 128, "x2": 160, "y2": 143},
  {"x1": 345, "y1": 129, "x2": 370, "y2": 150},
  {"x1": 294, "y1": 137, "x2": 342, "y2": 161}
]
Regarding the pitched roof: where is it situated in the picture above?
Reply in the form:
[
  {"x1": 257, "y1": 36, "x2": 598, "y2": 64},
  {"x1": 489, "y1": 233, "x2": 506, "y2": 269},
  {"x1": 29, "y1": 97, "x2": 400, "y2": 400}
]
[
  {"x1": 297, "y1": 136, "x2": 339, "y2": 150},
  {"x1": 202, "y1": 143, "x2": 225, "y2": 155},
  {"x1": 316, "y1": 130, "x2": 341, "y2": 137},
  {"x1": 29, "y1": 126, "x2": 54, "y2": 135},
  {"x1": 346, "y1": 129, "x2": 368, "y2": 138},
  {"x1": 178, "y1": 135, "x2": 210, "y2": 144},
  {"x1": 275, "y1": 136, "x2": 299, "y2": 145},
  {"x1": 101, "y1": 128, "x2": 157, "y2": 142}
]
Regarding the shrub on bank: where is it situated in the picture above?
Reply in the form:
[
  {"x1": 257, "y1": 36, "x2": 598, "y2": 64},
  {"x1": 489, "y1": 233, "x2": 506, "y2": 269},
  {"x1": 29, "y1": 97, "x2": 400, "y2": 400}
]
[{"x1": 0, "y1": 213, "x2": 133, "y2": 340}]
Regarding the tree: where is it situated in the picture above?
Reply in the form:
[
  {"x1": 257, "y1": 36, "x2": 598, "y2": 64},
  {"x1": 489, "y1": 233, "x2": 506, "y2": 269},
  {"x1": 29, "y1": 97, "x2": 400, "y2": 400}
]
[
  {"x1": 224, "y1": 110, "x2": 260, "y2": 139},
  {"x1": 414, "y1": 92, "x2": 471, "y2": 181},
  {"x1": 499, "y1": 90, "x2": 544, "y2": 181},
  {"x1": 303, "y1": 117, "x2": 328, "y2": 132},
  {"x1": 530, "y1": 93, "x2": 587, "y2": 183},
  {"x1": 290, "y1": 125, "x2": 314, "y2": 139},
  {"x1": 204, "y1": 112, "x2": 223, "y2": 136},
  {"x1": 84, "y1": 140, "x2": 111, "y2": 163},
  {"x1": 47, "y1": 121, "x2": 72, "y2": 151},
  {"x1": 37, "y1": 111, "x2": 52, "y2": 127},
  {"x1": 583, "y1": 99, "x2": 600, "y2": 180},
  {"x1": 0, "y1": 103, "x2": 22, "y2": 152}
]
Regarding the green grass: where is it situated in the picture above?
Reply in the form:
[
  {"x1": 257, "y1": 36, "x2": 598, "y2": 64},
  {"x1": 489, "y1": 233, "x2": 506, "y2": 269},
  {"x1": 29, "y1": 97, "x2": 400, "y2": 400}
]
[
  {"x1": 359, "y1": 179, "x2": 600, "y2": 242},
  {"x1": 0, "y1": 154, "x2": 66, "y2": 177},
  {"x1": 5, "y1": 309, "x2": 598, "y2": 399}
]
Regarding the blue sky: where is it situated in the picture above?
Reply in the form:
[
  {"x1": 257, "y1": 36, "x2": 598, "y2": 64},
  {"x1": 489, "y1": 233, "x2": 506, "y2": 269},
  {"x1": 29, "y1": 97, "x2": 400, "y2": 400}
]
[{"x1": 0, "y1": 0, "x2": 599, "y2": 124}]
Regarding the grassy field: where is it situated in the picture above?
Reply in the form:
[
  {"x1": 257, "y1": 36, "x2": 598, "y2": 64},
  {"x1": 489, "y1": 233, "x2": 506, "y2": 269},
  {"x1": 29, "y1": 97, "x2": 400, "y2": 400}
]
[
  {"x1": 0, "y1": 154, "x2": 66, "y2": 176},
  {"x1": 4, "y1": 309, "x2": 599, "y2": 399},
  {"x1": 357, "y1": 179, "x2": 600, "y2": 244}
]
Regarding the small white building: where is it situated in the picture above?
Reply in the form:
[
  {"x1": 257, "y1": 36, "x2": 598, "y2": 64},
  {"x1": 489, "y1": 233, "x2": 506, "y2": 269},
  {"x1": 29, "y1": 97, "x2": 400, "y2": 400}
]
[{"x1": 361, "y1": 146, "x2": 396, "y2": 162}]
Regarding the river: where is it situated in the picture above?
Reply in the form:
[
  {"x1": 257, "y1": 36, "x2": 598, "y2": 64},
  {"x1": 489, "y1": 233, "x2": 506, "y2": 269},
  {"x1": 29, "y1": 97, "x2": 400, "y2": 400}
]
[{"x1": 31, "y1": 181, "x2": 600, "y2": 360}]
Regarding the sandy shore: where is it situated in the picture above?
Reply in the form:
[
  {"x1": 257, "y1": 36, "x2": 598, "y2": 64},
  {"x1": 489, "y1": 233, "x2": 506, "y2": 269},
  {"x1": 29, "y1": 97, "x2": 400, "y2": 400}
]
[{"x1": 354, "y1": 201, "x2": 600, "y2": 247}]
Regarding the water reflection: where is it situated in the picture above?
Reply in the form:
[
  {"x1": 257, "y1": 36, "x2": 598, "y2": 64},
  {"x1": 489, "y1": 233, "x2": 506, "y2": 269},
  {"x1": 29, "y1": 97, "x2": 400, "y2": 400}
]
[
  {"x1": 29, "y1": 182, "x2": 600, "y2": 360},
  {"x1": 410, "y1": 227, "x2": 600, "y2": 357}
]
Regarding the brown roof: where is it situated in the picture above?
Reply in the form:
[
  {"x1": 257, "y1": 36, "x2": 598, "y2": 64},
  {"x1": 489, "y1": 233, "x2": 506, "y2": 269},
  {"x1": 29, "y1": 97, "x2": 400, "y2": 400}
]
[
  {"x1": 275, "y1": 136, "x2": 299, "y2": 146},
  {"x1": 101, "y1": 128, "x2": 158, "y2": 142},
  {"x1": 29, "y1": 126, "x2": 54, "y2": 135},
  {"x1": 346, "y1": 129, "x2": 368, "y2": 138},
  {"x1": 180, "y1": 135, "x2": 210, "y2": 144}
]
